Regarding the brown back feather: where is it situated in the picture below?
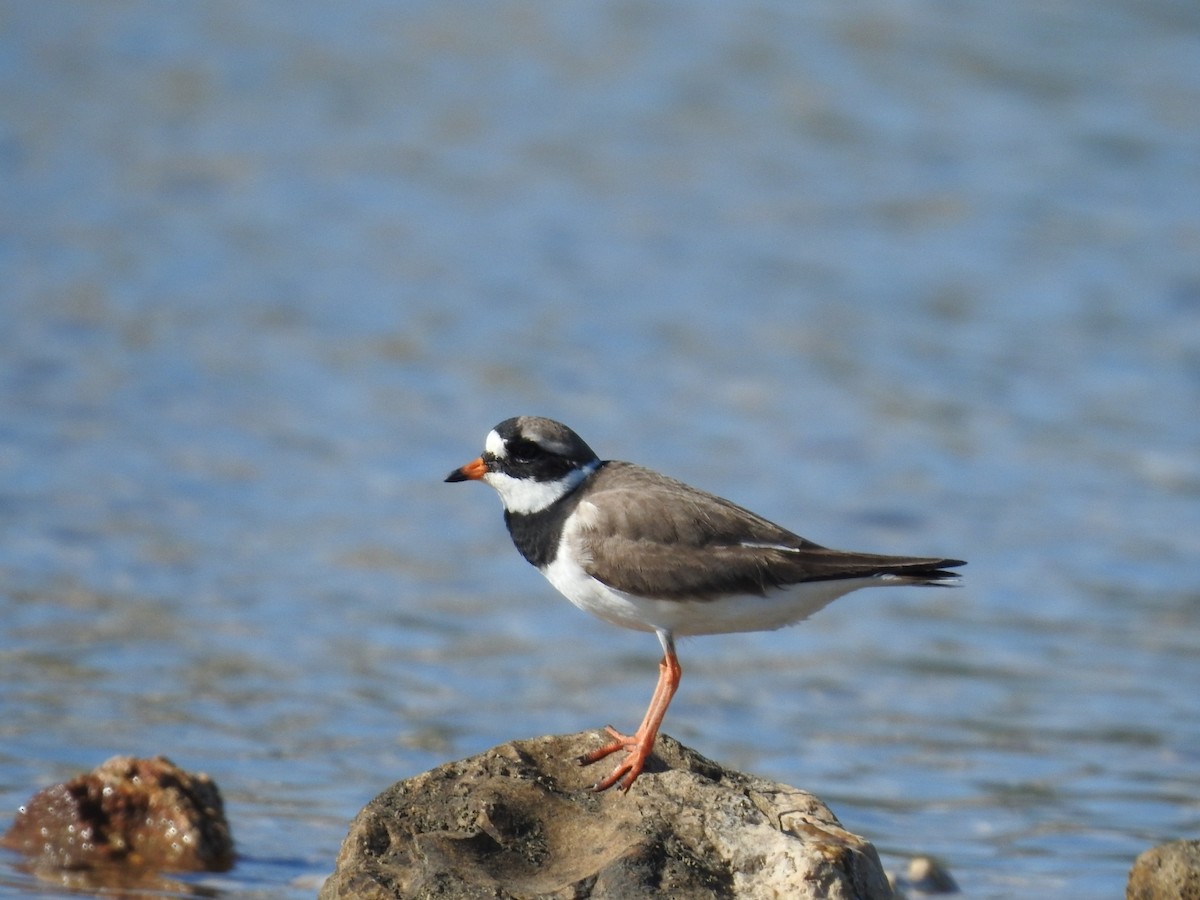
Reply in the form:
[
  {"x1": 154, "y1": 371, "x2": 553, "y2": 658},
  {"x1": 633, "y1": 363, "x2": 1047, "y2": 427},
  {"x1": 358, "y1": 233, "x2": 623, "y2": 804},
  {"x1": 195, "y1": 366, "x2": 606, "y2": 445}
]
[{"x1": 574, "y1": 463, "x2": 963, "y2": 600}]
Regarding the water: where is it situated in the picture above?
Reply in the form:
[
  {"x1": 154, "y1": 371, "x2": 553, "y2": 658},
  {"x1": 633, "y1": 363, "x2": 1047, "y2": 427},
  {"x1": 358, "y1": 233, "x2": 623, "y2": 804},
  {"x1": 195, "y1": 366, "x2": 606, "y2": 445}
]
[{"x1": 2, "y1": 2, "x2": 1198, "y2": 897}]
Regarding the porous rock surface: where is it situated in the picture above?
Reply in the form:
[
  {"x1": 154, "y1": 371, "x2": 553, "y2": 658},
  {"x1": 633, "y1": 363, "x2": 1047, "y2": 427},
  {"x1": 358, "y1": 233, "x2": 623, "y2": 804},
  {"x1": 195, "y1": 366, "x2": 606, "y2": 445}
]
[
  {"x1": 1127, "y1": 839, "x2": 1200, "y2": 900},
  {"x1": 1, "y1": 754, "x2": 234, "y2": 874},
  {"x1": 321, "y1": 731, "x2": 893, "y2": 900}
]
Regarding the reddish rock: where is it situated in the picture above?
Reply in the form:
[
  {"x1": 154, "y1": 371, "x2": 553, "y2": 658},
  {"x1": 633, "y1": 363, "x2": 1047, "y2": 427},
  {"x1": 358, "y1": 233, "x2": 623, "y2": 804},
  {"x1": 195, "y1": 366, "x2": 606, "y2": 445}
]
[{"x1": 2, "y1": 755, "x2": 234, "y2": 874}]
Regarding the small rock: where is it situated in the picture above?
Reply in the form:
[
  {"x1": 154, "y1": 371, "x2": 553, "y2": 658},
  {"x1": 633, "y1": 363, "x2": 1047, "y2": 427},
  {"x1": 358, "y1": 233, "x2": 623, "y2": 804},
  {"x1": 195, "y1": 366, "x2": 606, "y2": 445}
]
[
  {"x1": 321, "y1": 731, "x2": 894, "y2": 900},
  {"x1": 1, "y1": 755, "x2": 234, "y2": 874},
  {"x1": 889, "y1": 855, "x2": 958, "y2": 895},
  {"x1": 1127, "y1": 839, "x2": 1200, "y2": 900}
]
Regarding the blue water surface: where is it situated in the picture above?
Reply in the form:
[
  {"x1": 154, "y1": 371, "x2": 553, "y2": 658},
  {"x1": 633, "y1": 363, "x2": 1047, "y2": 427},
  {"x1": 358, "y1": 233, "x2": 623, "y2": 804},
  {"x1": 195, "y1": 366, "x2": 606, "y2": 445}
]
[{"x1": 2, "y1": 3, "x2": 1199, "y2": 897}]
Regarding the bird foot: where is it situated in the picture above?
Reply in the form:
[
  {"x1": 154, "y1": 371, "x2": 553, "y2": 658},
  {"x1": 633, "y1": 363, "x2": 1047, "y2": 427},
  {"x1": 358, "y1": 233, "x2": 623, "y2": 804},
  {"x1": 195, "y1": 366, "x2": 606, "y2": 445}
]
[{"x1": 578, "y1": 725, "x2": 655, "y2": 792}]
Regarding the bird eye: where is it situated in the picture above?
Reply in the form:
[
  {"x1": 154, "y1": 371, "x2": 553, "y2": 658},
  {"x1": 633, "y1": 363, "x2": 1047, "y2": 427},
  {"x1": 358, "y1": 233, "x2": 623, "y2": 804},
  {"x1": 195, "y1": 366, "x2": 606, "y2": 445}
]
[{"x1": 508, "y1": 439, "x2": 543, "y2": 463}]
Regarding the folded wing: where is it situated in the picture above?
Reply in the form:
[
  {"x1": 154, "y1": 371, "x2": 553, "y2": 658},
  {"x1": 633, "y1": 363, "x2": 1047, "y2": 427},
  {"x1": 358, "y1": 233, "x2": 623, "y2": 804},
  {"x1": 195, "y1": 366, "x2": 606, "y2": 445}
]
[{"x1": 573, "y1": 463, "x2": 963, "y2": 601}]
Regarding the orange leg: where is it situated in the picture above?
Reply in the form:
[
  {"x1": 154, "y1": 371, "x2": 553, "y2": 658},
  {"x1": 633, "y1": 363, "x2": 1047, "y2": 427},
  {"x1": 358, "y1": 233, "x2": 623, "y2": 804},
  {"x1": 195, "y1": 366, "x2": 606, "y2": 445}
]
[{"x1": 579, "y1": 630, "x2": 681, "y2": 792}]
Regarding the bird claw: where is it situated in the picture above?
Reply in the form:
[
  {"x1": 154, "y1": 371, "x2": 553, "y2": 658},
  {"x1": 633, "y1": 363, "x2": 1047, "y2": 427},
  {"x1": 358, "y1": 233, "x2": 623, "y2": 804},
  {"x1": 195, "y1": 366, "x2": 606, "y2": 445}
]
[{"x1": 579, "y1": 726, "x2": 653, "y2": 792}]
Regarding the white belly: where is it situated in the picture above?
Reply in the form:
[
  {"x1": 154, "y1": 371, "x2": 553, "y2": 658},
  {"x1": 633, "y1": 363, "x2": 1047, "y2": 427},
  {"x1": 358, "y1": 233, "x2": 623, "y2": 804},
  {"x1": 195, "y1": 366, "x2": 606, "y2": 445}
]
[{"x1": 540, "y1": 545, "x2": 881, "y2": 637}]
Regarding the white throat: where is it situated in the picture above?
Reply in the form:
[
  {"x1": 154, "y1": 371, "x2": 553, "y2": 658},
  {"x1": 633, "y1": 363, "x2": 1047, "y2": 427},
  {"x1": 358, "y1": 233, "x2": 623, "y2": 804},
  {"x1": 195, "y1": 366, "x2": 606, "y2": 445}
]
[{"x1": 484, "y1": 461, "x2": 598, "y2": 515}]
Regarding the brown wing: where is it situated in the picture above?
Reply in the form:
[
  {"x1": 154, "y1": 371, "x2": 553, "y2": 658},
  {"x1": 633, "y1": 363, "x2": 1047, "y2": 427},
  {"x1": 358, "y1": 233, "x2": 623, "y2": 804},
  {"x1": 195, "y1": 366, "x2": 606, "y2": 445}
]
[{"x1": 573, "y1": 463, "x2": 963, "y2": 601}]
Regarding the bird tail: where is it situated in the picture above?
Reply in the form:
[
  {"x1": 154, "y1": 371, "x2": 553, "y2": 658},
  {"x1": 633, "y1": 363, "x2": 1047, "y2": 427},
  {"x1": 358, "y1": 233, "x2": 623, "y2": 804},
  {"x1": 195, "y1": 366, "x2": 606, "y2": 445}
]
[{"x1": 876, "y1": 558, "x2": 965, "y2": 586}]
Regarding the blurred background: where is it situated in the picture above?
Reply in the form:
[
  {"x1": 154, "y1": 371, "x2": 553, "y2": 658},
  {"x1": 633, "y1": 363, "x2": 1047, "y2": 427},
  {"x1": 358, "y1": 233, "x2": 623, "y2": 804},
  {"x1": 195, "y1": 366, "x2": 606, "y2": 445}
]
[{"x1": 1, "y1": 2, "x2": 1198, "y2": 897}]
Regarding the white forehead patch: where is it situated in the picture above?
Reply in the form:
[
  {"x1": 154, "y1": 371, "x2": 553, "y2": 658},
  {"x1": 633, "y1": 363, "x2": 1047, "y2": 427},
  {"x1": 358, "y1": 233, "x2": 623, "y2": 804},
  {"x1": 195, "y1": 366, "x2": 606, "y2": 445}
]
[{"x1": 485, "y1": 429, "x2": 507, "y2": 459}]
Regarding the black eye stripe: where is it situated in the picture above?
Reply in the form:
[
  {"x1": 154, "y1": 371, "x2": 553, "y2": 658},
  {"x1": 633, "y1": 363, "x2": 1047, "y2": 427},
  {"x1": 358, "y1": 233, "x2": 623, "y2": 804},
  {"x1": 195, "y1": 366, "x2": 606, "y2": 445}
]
[{"x1": 508, "y1": 438, "x2": 544, "y2": 462}]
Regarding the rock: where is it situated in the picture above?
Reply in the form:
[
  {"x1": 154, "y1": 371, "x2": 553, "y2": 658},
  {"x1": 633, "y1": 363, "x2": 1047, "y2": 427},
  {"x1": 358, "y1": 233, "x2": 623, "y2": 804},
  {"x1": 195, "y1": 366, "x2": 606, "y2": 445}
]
[
  {"x1": 889, "y1": 855, "x2": 958, "y2": 896},
  {"x1": 1127, "y1": 839, "x2": 1200, "y2": 900},
  {"x1": 1, "y1": 755, "x2": 234, "y2": 874},
  {"x1": 321, "y1": 731, "x2": 893, "y2": 900}
]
